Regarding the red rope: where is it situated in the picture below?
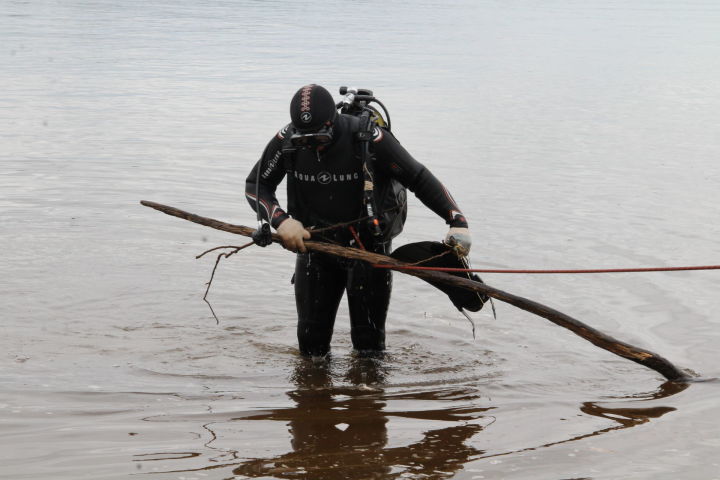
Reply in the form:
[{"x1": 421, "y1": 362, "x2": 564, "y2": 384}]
[
  {"x1": 348, "y1": 226, "x2": 366, "y2": 251},
  {"x1": 372, "y1": 264, "x2": 720, "y2": 274}
]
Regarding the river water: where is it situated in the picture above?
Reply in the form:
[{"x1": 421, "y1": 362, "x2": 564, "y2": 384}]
[{"x1": 2, "y1": 1, "x2": 720, "y2": 479}]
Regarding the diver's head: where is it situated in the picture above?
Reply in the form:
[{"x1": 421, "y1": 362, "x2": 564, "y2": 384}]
[{"x1": 289, "y1": 84, "x2": 337, "y2": 148}]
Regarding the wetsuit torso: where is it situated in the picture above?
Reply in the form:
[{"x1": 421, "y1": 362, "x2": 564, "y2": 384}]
[{"x1": 245, "y1": 113, "x2": 468, "y2": 233}]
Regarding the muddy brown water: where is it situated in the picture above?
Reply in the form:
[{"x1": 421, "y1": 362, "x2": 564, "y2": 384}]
[{"x1": 2, "y1": 1, "x2": 720, "y2": 479}]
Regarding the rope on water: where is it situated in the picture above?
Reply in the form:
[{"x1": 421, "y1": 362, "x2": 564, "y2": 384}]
[{"x1": 371, "y1": 264, "x2": 720, "y2": 274}]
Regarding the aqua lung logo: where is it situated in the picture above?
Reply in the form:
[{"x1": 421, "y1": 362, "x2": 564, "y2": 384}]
[
  {"x1": 294, "y1": 171, "x2": 360, "y2": 183},
  {"x1": 261, "y1": 150, "x2": 282, "y2": 179},
  {"x1": 317, "y1": 171, "x2": 331, "y2": 184},
  {"x1": 300, "y1": 112, "x2": 312, "y2": 123}
]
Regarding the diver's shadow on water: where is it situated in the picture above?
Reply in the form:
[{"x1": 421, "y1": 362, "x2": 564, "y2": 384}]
[
  {"x1": 134, "y1": 360, "x2": 689, "y2": 479},
  {"x1": 230, "y1": 355, "x2": 489, "y2": 479},
  {"x1": 228, "y1": 361, "x2": 689, "y2": 479}
]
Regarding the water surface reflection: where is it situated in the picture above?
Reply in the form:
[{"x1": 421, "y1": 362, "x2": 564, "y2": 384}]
[
  {"x1": 232, "y1": 357, "x2": 489, "y2": 479},
  {"x1": 136, "y1": 361, "x2": 687, "y2": 478},
  {"x1": 477, "y1": 380, "x2": 688, "y2": 463}
]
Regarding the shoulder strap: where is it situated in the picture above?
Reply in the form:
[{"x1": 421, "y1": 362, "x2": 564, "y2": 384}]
[{"x1": 354, "y1": 110, "x2": 383, "y2": 238}]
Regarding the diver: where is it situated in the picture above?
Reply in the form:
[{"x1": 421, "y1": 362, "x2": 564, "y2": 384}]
[{"x1": 245, "y1": 84, "x2": 471, "y2": 357}]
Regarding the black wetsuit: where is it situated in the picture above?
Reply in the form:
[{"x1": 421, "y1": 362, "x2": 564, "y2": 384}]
[{"x1": 246, "y1": 113, "x2": 467, "y2": 356}]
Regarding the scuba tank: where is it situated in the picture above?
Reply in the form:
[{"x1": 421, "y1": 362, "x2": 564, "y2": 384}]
[{"x1": 337, "y1": 86, "x2": 407, "y2": 243}]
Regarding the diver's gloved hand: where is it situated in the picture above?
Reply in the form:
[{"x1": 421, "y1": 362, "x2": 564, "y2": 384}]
[
  {"x1": 445, "y1": 227, "x2": 472, "y2": 256},
  {"x1": 277, "y1": 218, "x2": 311, "y2": 253}
]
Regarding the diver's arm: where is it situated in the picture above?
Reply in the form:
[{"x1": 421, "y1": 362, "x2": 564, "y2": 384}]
[
  {"x1": 372, "y1": 128, "x2": 468, "y2": 228},
  {"x1": 245, "y1": 129, "x2": 291, "y2": 229}
]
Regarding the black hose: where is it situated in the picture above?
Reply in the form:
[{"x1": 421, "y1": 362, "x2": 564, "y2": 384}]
[{"x1": 371, "y1": 98, "x2": 391, "y2": 131}]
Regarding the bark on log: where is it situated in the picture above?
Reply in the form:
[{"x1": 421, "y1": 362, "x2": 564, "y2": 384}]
[{"x1": 140, "y1": 200, "x2": 690, "y2": 382}]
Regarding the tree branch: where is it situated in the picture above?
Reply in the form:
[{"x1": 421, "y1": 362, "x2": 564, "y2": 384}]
[{"x1": 140, "y1": 200, "x2": 690, "y2": 382}]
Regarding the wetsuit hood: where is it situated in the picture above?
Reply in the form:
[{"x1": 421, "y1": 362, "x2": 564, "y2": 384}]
[{"x1": 290, "y1": 84, "x2": 337, "y2": 133}]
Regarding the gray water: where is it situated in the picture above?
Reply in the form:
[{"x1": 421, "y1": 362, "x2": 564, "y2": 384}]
[{"x1": 2, "y1": 1, "x2": 720, "y2": 478}]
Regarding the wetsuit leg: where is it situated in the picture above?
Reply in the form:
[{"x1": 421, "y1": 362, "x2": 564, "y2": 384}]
[
  {"x1": 346, "y1": 259, "x2": 392, "y2": 353},
  {"x1": 294, "y1": 252, "x2": 346, "y2": 357}
]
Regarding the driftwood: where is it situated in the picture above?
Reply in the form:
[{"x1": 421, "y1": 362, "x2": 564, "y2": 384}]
[{"x1": 140, "y1": 200, "x2": 690, "y2": 382}]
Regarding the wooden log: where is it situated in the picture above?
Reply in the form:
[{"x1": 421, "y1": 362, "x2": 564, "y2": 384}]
[{"x1": 140, "y1": 200, "x2": 690, "y2": 382}]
